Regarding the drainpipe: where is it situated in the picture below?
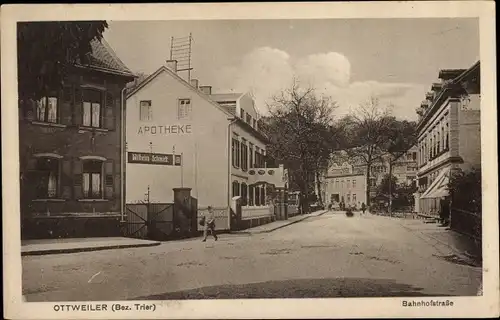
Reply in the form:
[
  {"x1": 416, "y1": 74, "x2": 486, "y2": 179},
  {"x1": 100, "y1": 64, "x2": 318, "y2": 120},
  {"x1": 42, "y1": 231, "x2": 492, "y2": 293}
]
[
  {"x1": 120, "y1": 87, "x2": 127, "y2": 222},
  {"x1": 227, "y1": 117, "x2": 237, "y2": 208}
]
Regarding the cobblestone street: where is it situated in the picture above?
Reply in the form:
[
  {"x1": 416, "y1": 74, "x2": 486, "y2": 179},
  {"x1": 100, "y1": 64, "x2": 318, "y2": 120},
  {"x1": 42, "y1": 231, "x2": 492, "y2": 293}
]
[{"x1": 22, "y1": 213, "x2": 481, "y2": 301}]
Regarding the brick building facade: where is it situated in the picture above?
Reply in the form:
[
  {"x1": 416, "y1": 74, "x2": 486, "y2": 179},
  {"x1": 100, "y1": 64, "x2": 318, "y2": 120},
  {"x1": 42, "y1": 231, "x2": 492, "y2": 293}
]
[{"x1": 19, "y1": 39, "x2": 135, "y2": 239}]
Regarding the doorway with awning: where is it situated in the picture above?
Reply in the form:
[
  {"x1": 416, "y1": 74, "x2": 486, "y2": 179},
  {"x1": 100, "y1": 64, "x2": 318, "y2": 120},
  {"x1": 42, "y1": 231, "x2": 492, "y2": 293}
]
[{"x1": 419, "y1": 168, "x2": 450, "y2": 217}]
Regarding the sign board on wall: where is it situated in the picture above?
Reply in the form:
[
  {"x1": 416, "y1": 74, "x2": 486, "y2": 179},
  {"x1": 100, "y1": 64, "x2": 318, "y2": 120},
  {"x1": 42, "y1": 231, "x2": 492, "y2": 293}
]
[
  {"x1": 128, "y1": 152, "x2": 182, "y2": 166},
  {"x1": 137, "y1": 124, "x2": 192, "y2": 135}
]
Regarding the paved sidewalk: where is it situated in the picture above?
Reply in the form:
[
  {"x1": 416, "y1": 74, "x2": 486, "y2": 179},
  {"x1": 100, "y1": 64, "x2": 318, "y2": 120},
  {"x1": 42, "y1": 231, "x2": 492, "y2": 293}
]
[
  {"x1": 233, "y1": 210, "x2": 329, "y2": 235},
  {"x1": 398, "y1": 218, "x2": 482, "y2": 265},
  {"x1": 21, "y1": 237, "x2": 161, "y2": 256}
]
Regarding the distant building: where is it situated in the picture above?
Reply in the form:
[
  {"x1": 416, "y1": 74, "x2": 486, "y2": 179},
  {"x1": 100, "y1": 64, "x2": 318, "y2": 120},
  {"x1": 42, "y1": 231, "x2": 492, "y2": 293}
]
[
  {"x1": 414, "y1": 61, "x2": 480, "y2": 216},
  {"x1": 19, "y1": 38, "x2": 136, "y2": 239},
  {"x1": 323, "y1": 146, "x2": 418, "y2": 209}
]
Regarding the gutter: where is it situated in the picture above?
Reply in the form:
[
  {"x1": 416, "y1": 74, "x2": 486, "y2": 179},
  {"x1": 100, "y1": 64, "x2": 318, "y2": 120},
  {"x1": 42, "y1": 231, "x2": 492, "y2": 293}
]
[{"x1": 120, "y1": 87, "x2": 127, "y2": 222}]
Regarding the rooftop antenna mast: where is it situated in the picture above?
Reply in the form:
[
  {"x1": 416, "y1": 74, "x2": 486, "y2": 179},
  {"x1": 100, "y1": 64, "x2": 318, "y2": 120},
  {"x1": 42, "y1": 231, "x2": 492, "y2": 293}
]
[{"x1": 170, "y1": 33, "x2": 193, "y2": 81}]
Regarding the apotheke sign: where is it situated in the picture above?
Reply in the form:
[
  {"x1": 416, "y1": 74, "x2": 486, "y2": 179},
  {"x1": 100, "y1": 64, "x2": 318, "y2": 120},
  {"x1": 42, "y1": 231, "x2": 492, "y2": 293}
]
[{"x1": 128, "y1": 152, "x2": 182, "y2": 166}]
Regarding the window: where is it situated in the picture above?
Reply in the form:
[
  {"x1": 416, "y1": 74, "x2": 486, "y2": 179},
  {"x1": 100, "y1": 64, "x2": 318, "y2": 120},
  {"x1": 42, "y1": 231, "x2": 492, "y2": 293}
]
[
  {"x1": 232, "y1": 181, "x2": 240, "y2": 198},
  {"x1": 232, "y1": 138, "x2": 240, "y2": 168},
  {"x1": 246, "y1": 114, "x2": 252, "y2": 124},
  {"x1": 241, "y1": 142, "x2": 248, "y2": 171},
  {"x1": 248, "y1": 185, "x2": 254, "y2": 206},
  {"x1": 249, "y1": 144, "x2": 254, "y2": 168},
  {"x1": 255, "y1": 186, "x2": 261, "y2": 206},
  {"x1": 347, "y1": 194, "x2": 351, "y2": 203},
  {"x1": 252, "y1": 119, "x2": 257, "y2": 128},
  {"x1": 413, "y1": 152, "x2": 417, "y2": 161},
  {"x1": 140, "y1": 100, "x2": 152, "y2": 121},
  {"x1": 178, "y1": 99, "x2": 192, "y2": 120},
  {"x1": 437, "y1": 131, "x2": 441, "y2": 154},
  {"x1": 352, "y1": 194, "x2": 356, "y2": 203},
  {"x1": 83, "y1": 160, "x2": 103, "y2": 198},
  {"x1": 255, "y1": 150, "x2": 260, "y2": 168},
  {"x1": 241, "y1": 183, "x2": 248, "y2": 206},
  {"x1": 34, "y1": 158, "x2": 59, "y2": 198},
  {"x1": 352, "y1": 179, "x2": 356, "y2": 188},
  {"x1": 82, "y1": 89, "x2": 103, "y2": 128},
  {"x1": 240, "y1": 108, "x2": 245, "y2": 119},
  {"x1": 335, "y1": 179, "x2": 339, "y2": 188},
  {"x1": 341, "y1": 180, "x2": 344, "y2": 189},
  {"x1": 261, "y1": 186, "x2": 266, "y2": 206},
  {"x1": 445, "y1": 122, "x2": 449, "y2": 150},
  {"x1": 36, "y1": 96, "x2": 58, "y2": 123},
  {"x1": 346, "y1": 179, "x2": 350, "y2": 188}
]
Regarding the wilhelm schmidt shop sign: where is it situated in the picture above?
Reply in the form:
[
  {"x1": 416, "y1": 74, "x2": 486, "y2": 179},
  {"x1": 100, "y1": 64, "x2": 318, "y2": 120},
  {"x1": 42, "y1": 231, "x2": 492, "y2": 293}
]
[{"x1": 128, "y1": 152, "x2": 182, "y2": 166}]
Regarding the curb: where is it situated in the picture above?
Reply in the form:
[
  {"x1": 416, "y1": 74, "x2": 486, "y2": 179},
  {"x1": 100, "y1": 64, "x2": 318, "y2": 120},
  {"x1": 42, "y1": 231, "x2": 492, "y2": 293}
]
[
  {"x1": 239, "y1": 210, "x2": 329, "y2": 235},
  {"x1": 21, "y1": 241, "x2": 161, "y2": 256}
]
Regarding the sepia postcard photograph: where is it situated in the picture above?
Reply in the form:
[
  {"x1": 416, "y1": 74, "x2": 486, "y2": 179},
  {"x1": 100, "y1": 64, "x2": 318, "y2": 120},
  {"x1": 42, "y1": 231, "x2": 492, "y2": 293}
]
[{"x1": 2, "y1": 2, "x2": 498, "y2": 319}]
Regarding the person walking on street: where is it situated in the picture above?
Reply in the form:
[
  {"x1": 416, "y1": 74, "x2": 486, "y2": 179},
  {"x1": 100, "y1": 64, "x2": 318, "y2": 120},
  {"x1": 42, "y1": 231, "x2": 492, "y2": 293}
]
[
  {"x1": 202, "y1": 206, "x2": 218, "y2": 242},
  {"x1": 361, "y1": 202, "x2": 366, "y2": 215}
]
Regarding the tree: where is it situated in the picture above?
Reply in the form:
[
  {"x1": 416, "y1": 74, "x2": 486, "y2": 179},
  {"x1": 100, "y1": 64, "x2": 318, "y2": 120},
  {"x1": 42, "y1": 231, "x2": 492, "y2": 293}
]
[
  {"x1": 342, "y1": 97, "x2": 393, "y2": 208},
  {"x1": 448, "y1": 168, "x2": 482, "y2": 214},
  {"x1": 381, "y1": 117, "x2": 417, "y2": 216},
  {"x1": 17, "y1": 21, "x2": 108, "y2": 101},
  {"x1": 264, "y1": 80, "x2": 341, "y2": 213},
  {"x1": 377, "y1": 174, "x2": 398, "y2": 198}
]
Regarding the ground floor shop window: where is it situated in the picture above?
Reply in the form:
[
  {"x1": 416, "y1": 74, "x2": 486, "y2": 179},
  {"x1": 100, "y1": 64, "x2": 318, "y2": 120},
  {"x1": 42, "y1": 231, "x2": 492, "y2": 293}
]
[
  {"x1": 83, "y1": 160, "x2": 103, "y2": 198},
  {"x1": 34, "y1": 157, "x2": 59, "y2": 198}
]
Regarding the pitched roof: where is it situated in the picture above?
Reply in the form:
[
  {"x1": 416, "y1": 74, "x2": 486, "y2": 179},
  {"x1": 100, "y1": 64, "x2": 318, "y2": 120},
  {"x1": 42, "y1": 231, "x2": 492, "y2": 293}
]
[
  {"x1": 209, "y1": 93, "x2": 244, "y2": 102},
  {"x1": 77, "y1": 38, "x2": 135, "y2": 78},
  {"x1": 125, "y1": 65, "x2": 234, "y2": 118}
]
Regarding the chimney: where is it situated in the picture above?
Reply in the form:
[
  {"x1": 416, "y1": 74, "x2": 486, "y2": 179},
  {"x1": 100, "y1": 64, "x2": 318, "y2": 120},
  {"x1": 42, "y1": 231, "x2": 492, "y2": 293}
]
[
  {"x1": 190, "y1": 79, "x2": 199, "y2": 89},
  {"x1": 199, "y1": 85, "x2": 212, "y2": 95},
  {"x1": 166, "y1": 60, "x2": 177, "y2": 73}
]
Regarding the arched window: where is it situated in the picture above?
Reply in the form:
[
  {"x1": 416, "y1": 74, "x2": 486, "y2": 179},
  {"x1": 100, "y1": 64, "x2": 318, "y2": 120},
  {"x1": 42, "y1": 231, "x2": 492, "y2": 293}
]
[
  {"x1": 232, "y1": 181, "x2": 240, "y2": 198},
  {"x1": 241, "y1": 183, "x2": 248, "y2": 206}
]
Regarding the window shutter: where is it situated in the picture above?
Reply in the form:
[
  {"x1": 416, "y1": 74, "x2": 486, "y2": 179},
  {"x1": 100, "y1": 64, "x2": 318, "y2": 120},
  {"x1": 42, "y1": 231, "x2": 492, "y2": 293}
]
[
  {"x1": 104, "y1": 160, "x2": 114, "y2": 199},
  {"x1": 104, "y1": 92, "x2": 115, "y2": 130},
  {"x1": 73, "y1": 87, "x2": 82, "y2": 126},
  {"x1": 73, "y1": 159, "x2": 83, "y2": 199},
  {"x1": 61, "y1": 159, "x2": 72, "y2": 199}
]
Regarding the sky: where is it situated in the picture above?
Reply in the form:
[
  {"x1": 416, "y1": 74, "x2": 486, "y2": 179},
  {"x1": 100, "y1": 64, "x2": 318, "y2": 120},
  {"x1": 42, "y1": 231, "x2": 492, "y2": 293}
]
[{"x1": 104, "y1": 18, "x2": 479, "y2": 121}]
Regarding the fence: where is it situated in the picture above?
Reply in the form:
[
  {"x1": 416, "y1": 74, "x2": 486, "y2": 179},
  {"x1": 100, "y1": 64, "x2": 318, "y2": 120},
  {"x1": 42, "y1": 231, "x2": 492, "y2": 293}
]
[
  {"x1": 122, "y1": 203, "x2": 174, "y2": 240},
  {"x1": 287, "y1": 204, "x2": 300, "y2": 217},
  {"x1": 241, "y1": 206, "x2": 273, "y2": 220}
]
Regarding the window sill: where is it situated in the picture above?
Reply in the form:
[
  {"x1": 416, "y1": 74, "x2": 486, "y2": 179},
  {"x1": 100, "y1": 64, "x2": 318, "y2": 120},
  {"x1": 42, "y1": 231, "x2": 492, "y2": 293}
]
[
  {"x1": 32, "y1": 198, "x2": 66, "y2": 202},
  {"x1": 78, "y1": 199, "x2": 109, "y2": 202},
  {"x1": 31, "y1": 121, "x2": 67, "y2": 128},
  {"x1": 78, "y1": 126, "x2": 109, "y2": 133}
]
